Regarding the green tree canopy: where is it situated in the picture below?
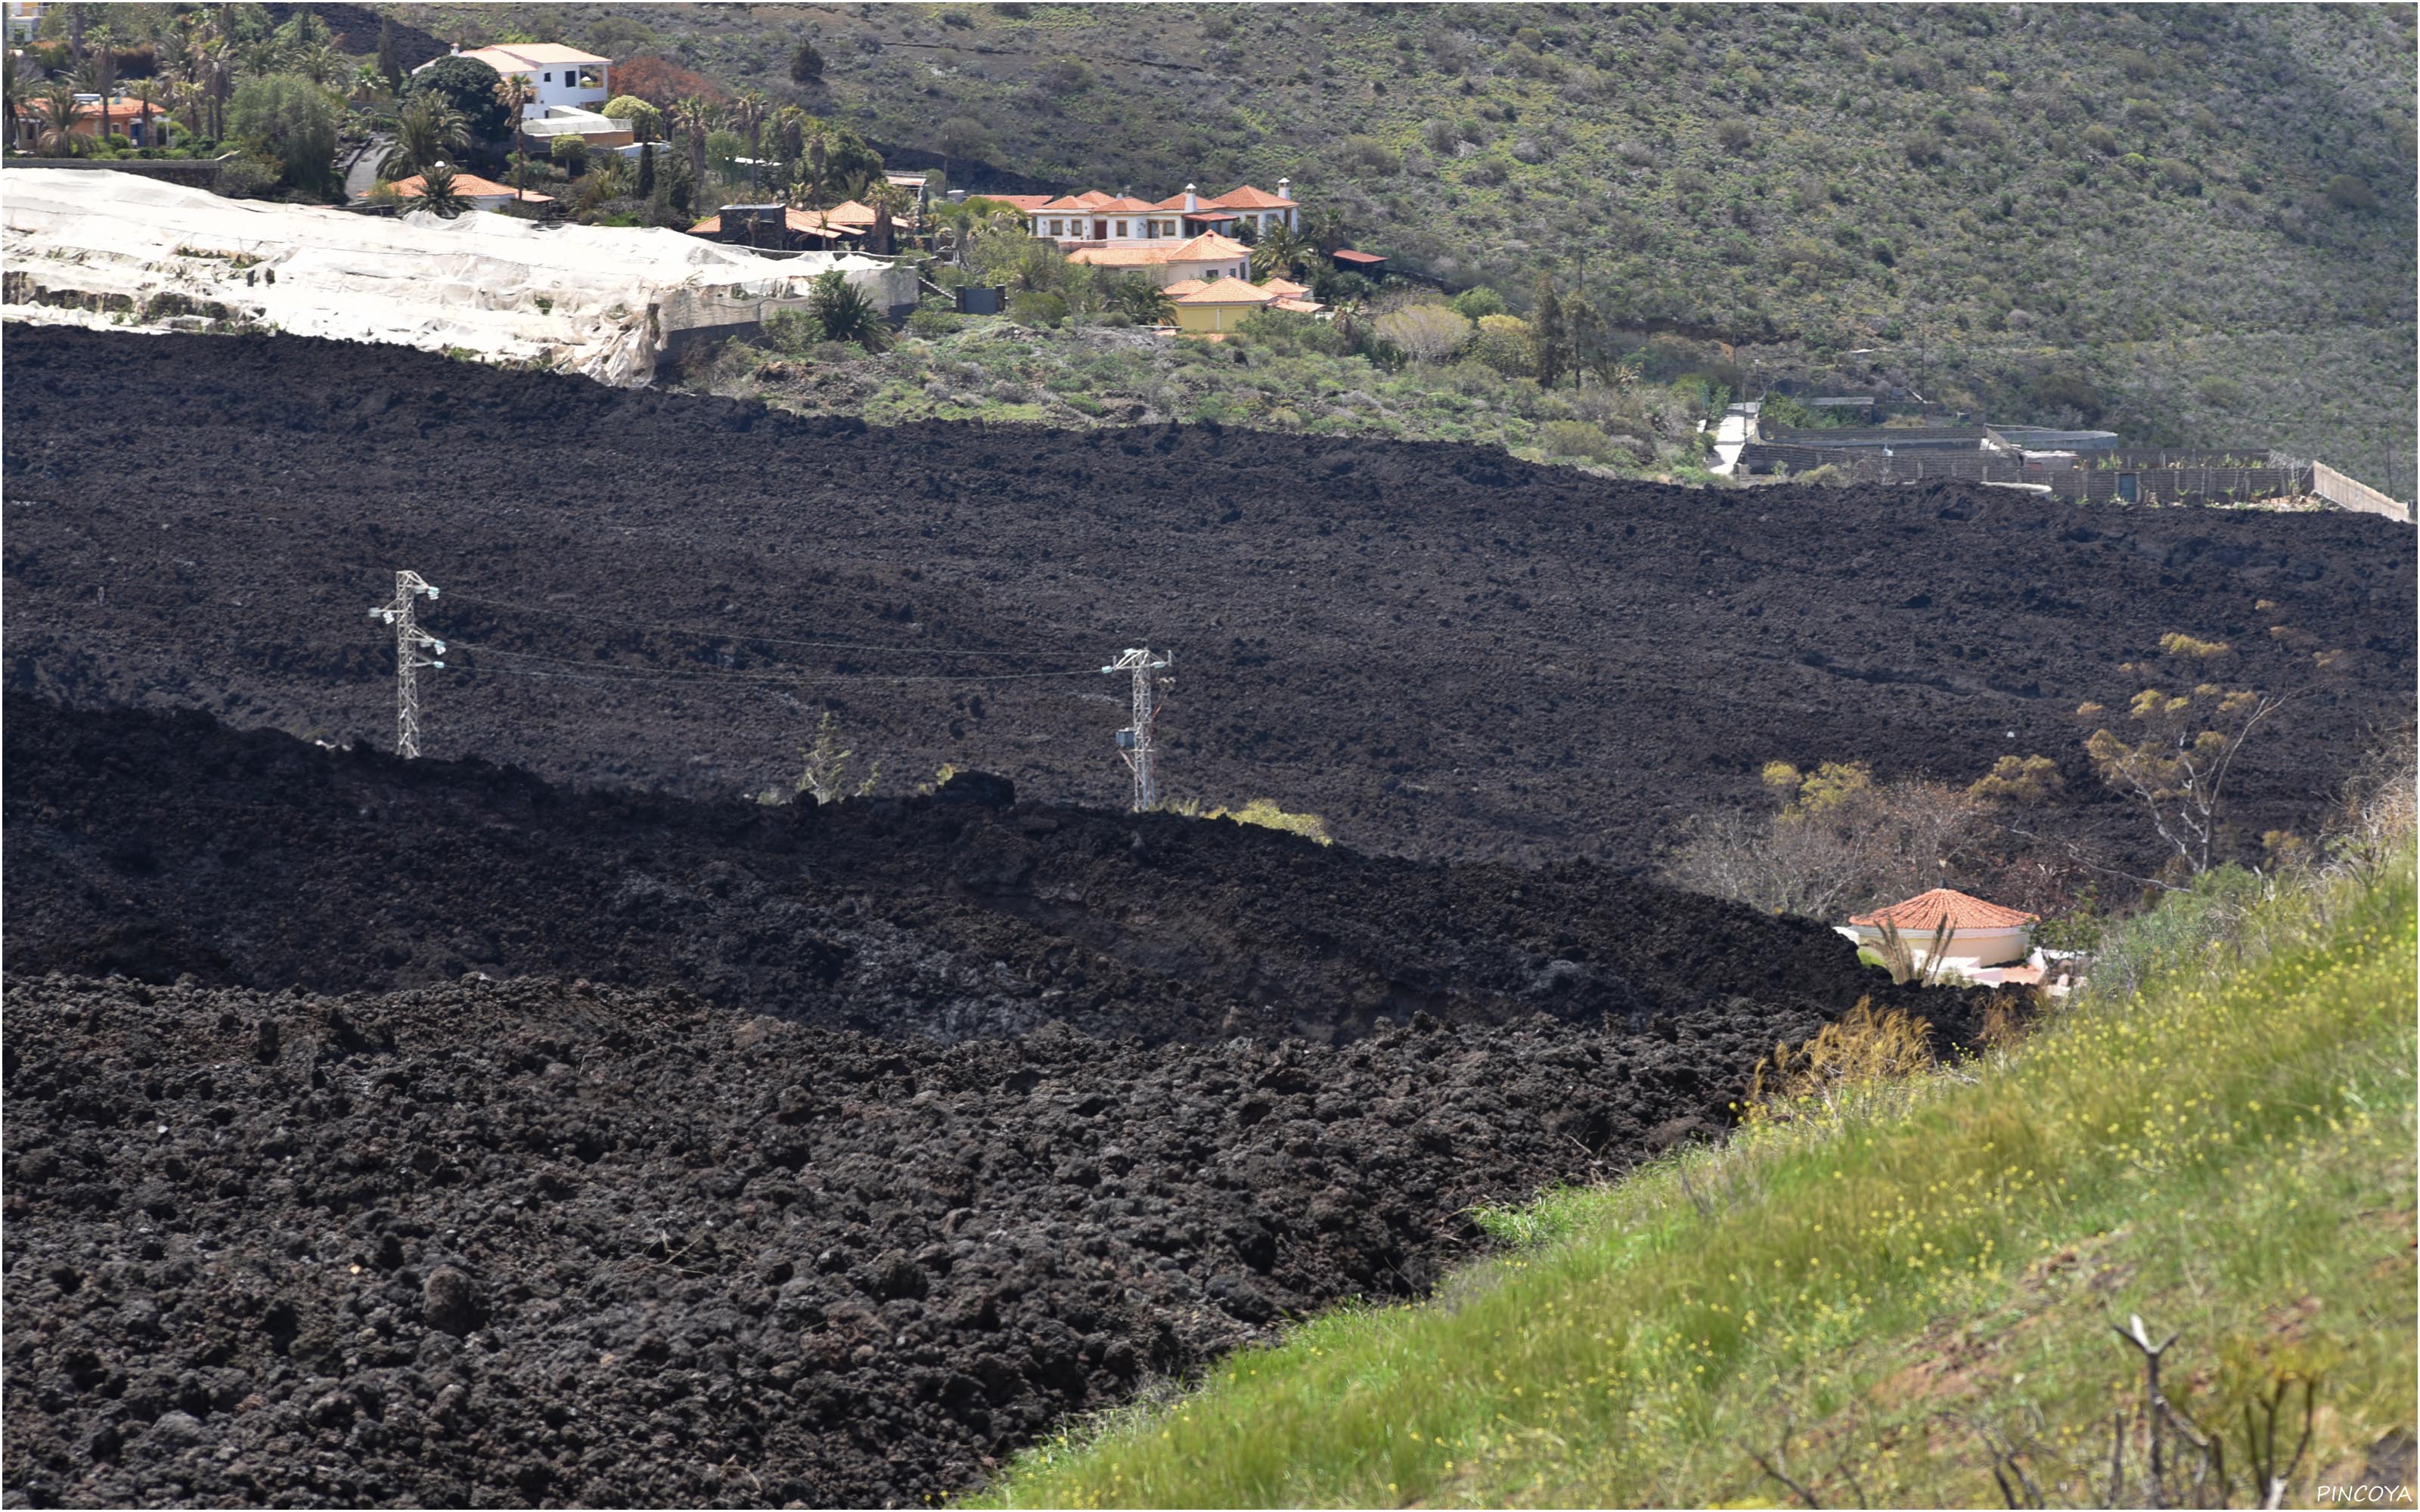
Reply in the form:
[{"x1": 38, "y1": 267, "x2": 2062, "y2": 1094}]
[
  {"x1": 228, "y1": 74, "x2": 339, "y2": 194},
  {"x1": 404, "y1": 54, "x2": 509, "y2": 143},
  {"x1": 600, "y1": 95, "x2": 662, "y2": 143}
]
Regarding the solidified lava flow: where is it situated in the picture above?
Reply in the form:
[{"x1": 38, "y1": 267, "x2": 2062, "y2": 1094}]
[
  {"x1": 4, "y1": 325, "x2": 2409, "y2": 872},
  {"x1": 3, "y1": 324, "x2": 2411, "y2": 1508}
]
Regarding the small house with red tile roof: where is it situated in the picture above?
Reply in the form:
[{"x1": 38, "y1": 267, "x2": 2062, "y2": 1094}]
[
  {"x1": 1838, "y1": 888, "x2": 2038, "y2": 971},
  {"x1": 20, "y1": 93, "x2": 175, "y2": 148}
]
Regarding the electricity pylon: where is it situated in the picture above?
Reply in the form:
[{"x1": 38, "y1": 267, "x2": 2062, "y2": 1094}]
[
  {"x1": 1101, "y1": 646, "x2": 1171, "y2": 813},
  {"x1": 368, "y1": 571, "x2": 445, "y2": 758}
]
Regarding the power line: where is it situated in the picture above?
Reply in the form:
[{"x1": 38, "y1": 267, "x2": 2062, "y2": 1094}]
[
  {"x1": 444, "y1": 639, "x2": 1097, "y2": 686},
  {"x1": 437, "y1": 588, "x2": 1068, "y2": 659}
]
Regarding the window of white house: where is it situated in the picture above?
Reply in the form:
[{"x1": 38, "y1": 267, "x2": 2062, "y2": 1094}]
[
  {"x1": 1115, "y1": 221, "x2": 1128, "y2": 237},
  {"x1": 543, "y1": 72, "x2": 554, "y2": 82},
  {"x1": 1048, "y1": 219, "x2": 1063, "y2": 235}
]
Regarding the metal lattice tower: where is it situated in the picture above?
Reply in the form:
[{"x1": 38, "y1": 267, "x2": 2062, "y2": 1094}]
[
  {"x1": 367, "y1": 571, "x2": 445, "y2": 758},
  {"x1": 1101, "y1": 646, "x2": 1171, "y2": 813}
]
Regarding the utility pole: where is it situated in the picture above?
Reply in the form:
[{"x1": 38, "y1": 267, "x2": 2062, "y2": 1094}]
[
  {"x1": 1100, "y1": 646, "x2": 1171, "y2": 813},
  {"x1": 368, "y1": 571, "x2": 445, "y2": 758}
]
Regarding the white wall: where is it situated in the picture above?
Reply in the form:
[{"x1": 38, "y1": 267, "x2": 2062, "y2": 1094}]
[{"x1": 1837, "y1": 923, "x2": 2031, "y2": 971}]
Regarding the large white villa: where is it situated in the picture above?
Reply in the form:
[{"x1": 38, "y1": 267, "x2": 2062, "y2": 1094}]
[{"x1": 994, "y1": 181, "x2": 1298, "y2": 248}]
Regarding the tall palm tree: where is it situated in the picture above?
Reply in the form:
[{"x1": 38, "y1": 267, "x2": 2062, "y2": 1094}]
[
  {"x1": 668, "y1": 94, "x2": 715, "y2": 200},
  {"x1": 74, "y1": 25, "x2": 117, "y2": 141},
  {"x1": 197, "y1": 31, "x2": 232, "y2": 142},
  {"x1": 403, "y1": 161, "x2": 471, "y2": 219},
  {"x1": 34, "y1": 80, "x2": 88, "y2": 156},
  {"x1": 772, "y1": 104, "x2": 805, "y2": 173},
  {"x1": 493, "y1": 73, "x2": 536, "y2": 200},
  {"x1": 1302, "y1": 207, "x2": 1348, "y2": 256},
  {"x1": 129, "y1": 78, "x2": 163, "y2": 149},
  {"x1": 861, "y1": 177, "x2": 911, "y2": 255},
  {"x1": 2, "y1": 52, "x2": 26, "y2": 152},
  {"x1": 731, "y1": 87, "x2": 768, "y2": 189},
  {"x1": 380, "y1": 95, "x2": 469, "y2": 181}
]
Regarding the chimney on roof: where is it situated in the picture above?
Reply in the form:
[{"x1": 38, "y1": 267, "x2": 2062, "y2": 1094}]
[
  {"x1": 1277, "y1": 176, "x2": 1291, "y2": 200},
  {"x1": 1183, "y1": 182, "x2": 1197, "y2": 212}
]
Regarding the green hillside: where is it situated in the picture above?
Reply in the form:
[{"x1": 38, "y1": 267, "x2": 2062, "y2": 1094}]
[
  {"x1": 974, "y1": 843, "x2": 2418, "y2": 1507},
  {"x1": 393, "y1": 2, "x2": 2417, "y2": 479}
]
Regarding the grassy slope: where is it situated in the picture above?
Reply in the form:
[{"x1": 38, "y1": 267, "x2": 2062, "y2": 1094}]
[
  {"x1": 396, "y1": 2, "x2": 2416, "y2": 476},
  {"x1": 977, "y1": 854, "x2": 2418, "y2": 1507}
]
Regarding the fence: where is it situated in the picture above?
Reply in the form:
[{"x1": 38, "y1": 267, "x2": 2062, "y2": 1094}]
[
  {"x1": 1739, "y1": 443, "x2": 2311, "y2": 504},
  {"x1": 2312, "y1": 462, "x2": 2412, "y2": 523}
]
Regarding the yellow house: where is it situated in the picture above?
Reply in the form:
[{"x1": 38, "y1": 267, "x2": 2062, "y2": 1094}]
[{"x1": 1172, "y1": 279, "x2": 1283, "y2": 335}]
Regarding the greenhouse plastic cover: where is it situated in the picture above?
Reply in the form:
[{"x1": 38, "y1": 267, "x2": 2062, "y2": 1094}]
[{"x1": 2, "y1": 169, "x2": 902, "y2": 385}]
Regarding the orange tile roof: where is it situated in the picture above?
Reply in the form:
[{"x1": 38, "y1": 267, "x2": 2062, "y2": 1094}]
[
  {"x1": 1095, "y1": 196, "x2": 1160, "y2": 214},
  {"x1": 1160, "y1": 277, "x2": 1209, "y2": 298},
  {"x1": 1848, "y1": 888, "x2": 2039, "y2": 931},
  {"x1": 1175, "y1": 280, "x2": 1280, "y2": 305},
  {"x1": 687, "y1": 208, "x2": 849, "y2": 239},
  {"x1": 1272, "y1": 296, "x2": 1324, "y2": 314},
  {"x1": 1256, "y1": 277, "x2": 1310, "y2": 296},
  {"x1": 387, "y1": 172, "x2": 554, "y2": 203},
  {"x1": 1065, "y1": 245, "x2": 1168, "y2": 268},
  {"x1": 988, "y1": 194, "x2": 1056, "y2": 212},
  {"x1": 1170, "y1": 231, "x2": 1252, "y2": 259},
  {"x1": 26, "y1": 96, "x2": 166, "y2": 126},
  {"x1": 1205, "y1": 183, "x2": 1295, "y2": 209}
]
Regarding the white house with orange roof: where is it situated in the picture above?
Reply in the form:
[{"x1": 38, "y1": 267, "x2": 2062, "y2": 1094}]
[
  {"x1": 1837, "y1": 888, "x2": 2038, "y2": 972},
  {"x1": 1025, "y1": 180, "x2": 1297, "y2": 249}
]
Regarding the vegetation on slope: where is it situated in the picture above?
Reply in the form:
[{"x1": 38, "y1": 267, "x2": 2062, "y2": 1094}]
[
  {"x1": 976, "y1": 830, "x2": 2417, "y2": 1504},
  {"x1": 396, "y1": 2, "x2": 2417, "y2": 477},
  {"x1": 677, "y1": 308, "x2": 1733, "y2": 480}
]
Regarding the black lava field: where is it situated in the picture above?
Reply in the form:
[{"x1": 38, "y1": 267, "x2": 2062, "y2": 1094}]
[
  {"x1": 3, "y1": 326, "x2": 2412, "y2": 1508},
  {"x1": 3, "y1": 700, "x2": 1987, "y2": 1507},
  {"x1": 5, "y1": 325, "x2": 2411, "y2": 871}
]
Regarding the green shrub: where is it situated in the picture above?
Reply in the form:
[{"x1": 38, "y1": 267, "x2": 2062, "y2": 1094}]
[
  {"x1": 2325, "y1": 173, "x2": 2380, "y2": 212},
  {"x1": 1009, "y1": 290, "x2": 1068, "y2": 328},
  {"x1": 1450, "y1": 285, "x2": 1506, "y2": 321},
  {"x1": 1468, "y1": 314, "x2": 1534, "y2": 377}
]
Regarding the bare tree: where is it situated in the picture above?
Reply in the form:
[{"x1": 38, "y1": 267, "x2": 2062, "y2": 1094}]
[{"x1": 1373, "y1": 302, "x2": 1471, "y2": 364}]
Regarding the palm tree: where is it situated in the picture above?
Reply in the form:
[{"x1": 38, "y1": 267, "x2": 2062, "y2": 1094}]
[
  {"x1": 1302, "y1": 207, "x2": 1348, "y2": 256},
  {"x1": 1106, "y1": 274, "x2": 1174, "y2": 326},
  {"x1": 2, "y1": 52, "x2": 26, "y2": 152},
  {"x1": 129, "y1": 78, "x2": 162, "y2": 149},
  {"x1": 807, "y1": 269, "x2": 887, "y2": 351},
  {"x1": 861, "y1": 177, "x2": 911, "y2": 255},
  {"x1": 381, "y1": 96, "x2": 469, "y2": 181},
  {"x1": 1252, "y1": 222, "x2": 1311, "y2": 282},
  {"x1": 731, "y1": 88, "x2": 768, "y2": 188},
  {"x1": 34, "y1": 80, "x2": 88, "y2": 156},
  {"x1": 403, "y1": 161, "x2": 472, "y2": 219},
  {"x1": 668, "y1": 95, "x2": 715, "y2": 201},
  {"x1": 493, "y1": 73, "x2": 536, "y2": 200},
  {"x1": 82, "y1": 24, "x2": 117, "y2": 127}
]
